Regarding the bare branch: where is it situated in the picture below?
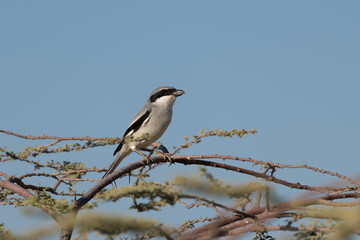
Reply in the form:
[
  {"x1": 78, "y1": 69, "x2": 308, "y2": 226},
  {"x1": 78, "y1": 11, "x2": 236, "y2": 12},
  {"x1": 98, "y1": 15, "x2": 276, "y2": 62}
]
[{"x1": 0, "y1": 130, "x2": 108, "y2": 141}]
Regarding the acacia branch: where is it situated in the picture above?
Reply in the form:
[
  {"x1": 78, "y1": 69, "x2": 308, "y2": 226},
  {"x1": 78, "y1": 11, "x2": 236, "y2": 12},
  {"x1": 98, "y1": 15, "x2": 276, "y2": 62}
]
[
  {"x1": 0, "y1": 178, "x2": 63, "y2": 225},
  {"x1": 3, "y1": 151, "x2": 358, "y2": 239},
  {"x1": 174, "y1": 156, "x2": 356, "y2": 193},
  {"x1": 180, "y1": 191, "x2": 360, "y2": 239},
  {"x1": 59, "y1": 154, "x2": 358, "y2": 239},
  {"x1": 3, "y1": 130, "x2": 360, "y2": 239},
  {"x1": 0, "y1": 130, "x2": 108, "y2": 141},
  {"x1": 181, "y1": 154, "x2": 360, "y2": 186},
  {"x1": 179, "y1": 194, "x2": 257, "y2": 220}
]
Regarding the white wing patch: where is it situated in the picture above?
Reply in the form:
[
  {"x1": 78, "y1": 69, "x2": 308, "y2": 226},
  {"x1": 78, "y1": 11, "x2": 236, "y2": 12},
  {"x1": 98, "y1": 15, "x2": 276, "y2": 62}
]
[{"x1": 142, "y1": 115, "x2": 151, "y2": 125}]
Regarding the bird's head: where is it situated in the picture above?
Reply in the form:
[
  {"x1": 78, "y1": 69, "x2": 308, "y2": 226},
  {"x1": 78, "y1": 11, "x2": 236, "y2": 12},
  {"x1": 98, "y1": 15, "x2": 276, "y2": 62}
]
[{"x1": 148, "y1": 86, "x2": 185, "y2": 106}]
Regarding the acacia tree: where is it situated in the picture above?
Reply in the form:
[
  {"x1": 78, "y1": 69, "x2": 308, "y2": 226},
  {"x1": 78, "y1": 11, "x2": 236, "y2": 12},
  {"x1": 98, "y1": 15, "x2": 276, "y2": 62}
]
[{"x1": 1, "y1": 128, "x2": 360, "y2": 240}]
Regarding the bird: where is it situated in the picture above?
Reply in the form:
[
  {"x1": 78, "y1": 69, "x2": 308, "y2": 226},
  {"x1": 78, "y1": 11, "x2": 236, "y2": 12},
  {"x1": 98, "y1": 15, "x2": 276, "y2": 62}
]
[{"x1": 102, "y1": 86, "x2": 185, "y2": 180}]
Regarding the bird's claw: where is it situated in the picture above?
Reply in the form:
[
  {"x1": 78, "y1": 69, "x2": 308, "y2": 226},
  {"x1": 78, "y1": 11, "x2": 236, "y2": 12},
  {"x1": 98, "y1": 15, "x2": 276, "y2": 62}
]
[
  {"x1": 144, "y1": 156, "x2": 153, "y2": 168},
  {"x1": 156, "y1": 152, "x2": 174, "y2": 166}
]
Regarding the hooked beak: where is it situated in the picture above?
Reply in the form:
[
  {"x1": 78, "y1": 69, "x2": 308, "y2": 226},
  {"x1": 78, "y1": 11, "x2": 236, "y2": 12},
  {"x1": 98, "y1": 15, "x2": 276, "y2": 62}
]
[{"x1": 173, "y1": 89, "x2": 185, "y2": 97}]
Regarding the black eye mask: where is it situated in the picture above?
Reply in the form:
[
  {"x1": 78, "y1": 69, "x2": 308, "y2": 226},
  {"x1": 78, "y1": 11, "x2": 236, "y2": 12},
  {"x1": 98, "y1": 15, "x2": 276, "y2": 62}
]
[{"x1": 150, "y1": 88, "x2": 176, "y2": 102}]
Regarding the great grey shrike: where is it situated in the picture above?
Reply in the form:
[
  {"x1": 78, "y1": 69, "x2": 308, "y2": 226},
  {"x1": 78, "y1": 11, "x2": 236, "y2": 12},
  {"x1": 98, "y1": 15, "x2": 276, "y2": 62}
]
[{"x1": 102, "y1": 86, "x2": 185, "y2": 180}]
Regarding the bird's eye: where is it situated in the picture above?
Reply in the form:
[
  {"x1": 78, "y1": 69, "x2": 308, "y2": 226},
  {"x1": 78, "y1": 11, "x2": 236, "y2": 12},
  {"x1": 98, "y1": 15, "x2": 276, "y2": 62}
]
[
  {"x1": 150, "y1": 88, "x2": 176, "y2": 102},
  {"x1": 160, "y1": 89, "x2": 173, "y2": 97}
]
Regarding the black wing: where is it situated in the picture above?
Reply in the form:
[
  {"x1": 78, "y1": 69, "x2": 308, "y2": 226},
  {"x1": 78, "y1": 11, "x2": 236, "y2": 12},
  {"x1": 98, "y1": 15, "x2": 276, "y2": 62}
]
[
  {"x1": 123, "y1": 108, "x2": 151, "y2": 137},
  {"x1": 113, "y1": 108, "x2": 151, "y2": 156},
  {"x1": 113, "y1": 141, "x2": 124, "y2": 156}
]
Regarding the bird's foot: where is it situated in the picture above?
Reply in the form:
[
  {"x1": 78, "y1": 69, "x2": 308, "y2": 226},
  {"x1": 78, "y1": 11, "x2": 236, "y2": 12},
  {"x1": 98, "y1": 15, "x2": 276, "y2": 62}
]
[
  {"x1": 133, "y1": 148, "x2": 154, "y2": 168},
  {"x1": 144, "y1": 155, "x2": 154, "y2": 165},
  {"x1": 154, "y1": 151, "x2": 174, "y2": 166}
]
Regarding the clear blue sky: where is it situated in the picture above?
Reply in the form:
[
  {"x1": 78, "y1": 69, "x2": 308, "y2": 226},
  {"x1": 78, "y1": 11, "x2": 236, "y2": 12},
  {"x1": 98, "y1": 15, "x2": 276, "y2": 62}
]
[{"x1": 1, "y1": 1, "x2": 360, "y2": 239}]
